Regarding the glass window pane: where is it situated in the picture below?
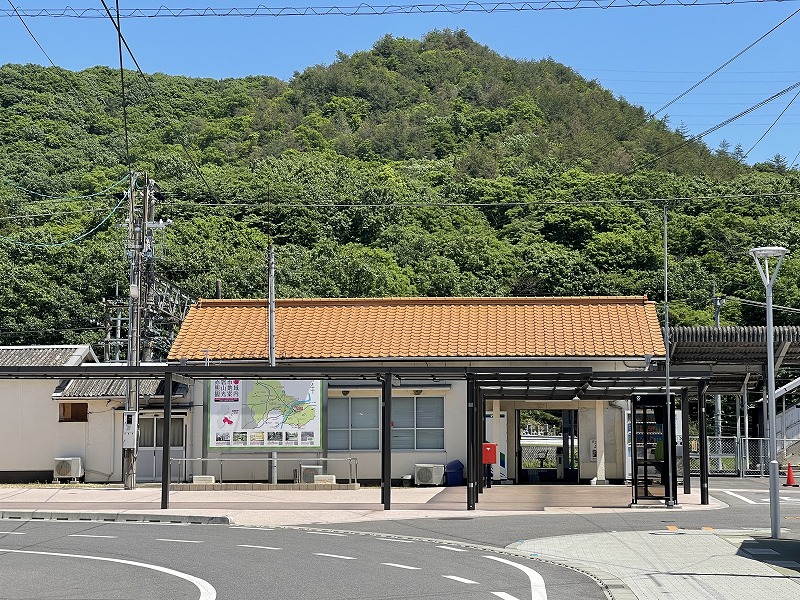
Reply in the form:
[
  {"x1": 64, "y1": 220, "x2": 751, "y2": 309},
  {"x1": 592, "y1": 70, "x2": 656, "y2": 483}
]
[
  {"x1": 328, "y1": 397, "x2": 349, "y2": 429},
  {"x1": 328, "y1": 429, "x2": 349, "y2": 450},
  {"x1": 351, "y1": 429, "x2": 379, "y2": 450},
  {"x1": 391, "y1": 428, "x2": 414, "y2": 449},
  {"x1": 416, "y1": 397, "x2": 444, "y2": 428},
  {"x1": 140, "y1": 417, "x2": 154, "y2": 448},
  {"x1": 351, "y1": 398, "x2": 378, "y2": 428},
  {"x1": 392, "y1": 397, "x2": 414, "y2": 428},
  {"x1": 416, "y1": 429, "x2": 444, "y2": 449}
]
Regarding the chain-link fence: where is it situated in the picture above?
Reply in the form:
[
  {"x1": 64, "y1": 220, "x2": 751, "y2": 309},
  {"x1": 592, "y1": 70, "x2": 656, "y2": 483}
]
[
  {"x1": 521, "y1": 445, "x2": 559, "y2": 469},
  {"x1": 684, "y1": 436, "x2": 799, "y2": 476}
]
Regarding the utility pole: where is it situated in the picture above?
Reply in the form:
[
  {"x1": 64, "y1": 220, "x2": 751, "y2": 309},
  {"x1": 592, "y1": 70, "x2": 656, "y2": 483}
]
[
  {"x1": 713, "y1": 294, "x2": 725, "y2": 471},
  {"x1": 123, "y1": 174, "x2": 142, "y2": 490}
]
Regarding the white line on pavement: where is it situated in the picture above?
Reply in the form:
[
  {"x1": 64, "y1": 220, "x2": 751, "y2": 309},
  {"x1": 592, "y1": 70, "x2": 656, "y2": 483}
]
[
  {"x1": 0, "y1": 548, "x2": 216, "y2": 600},
  {"x1": 315, "y1": 553, "x2": 357, "y2": 560},
  {"x1": 305, "y1": 531, "x2": 346, "y2": 537},
  {"x1": 382, "y1": 563, "x2": 421, "y2": 570},
  {"x1": 722, "y1": 490, "x2": 757, "y2": 504},
  {"x1": 376, "y1": 538, "x2": 414, "y2": 543},
  {"x1": 237, "y1": 545, "x2": 282, "y2": 550},
  {"x1": 443, "y1": 575, "x2": 479, "y2": 584},
  {"x1": 68, "y1": 534, "x2": 117, "y2": 539},
  {"x1": 491, "y1": 592, "x2": 521, "y2": 600},
  {"x1": 436, "y1": 545, "x2": 468, "y2": 552},
  {"x1": 483, "y1": 555, "x2": 547, "y2": 600},
  {"x1": 0, "y1": 532, "x2": 26, "y2": 535},
  {"x1": 230, "y1": 527, "x2": 274, "y2": 531},
  {"x1": 156, "y1": 539, "x2": 203, "y2": 543}
]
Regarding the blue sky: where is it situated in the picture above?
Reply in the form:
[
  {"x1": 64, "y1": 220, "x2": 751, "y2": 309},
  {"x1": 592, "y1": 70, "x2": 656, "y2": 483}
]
[{"x1": 2, "y1": 2, "x2": 800, "y2": 167}]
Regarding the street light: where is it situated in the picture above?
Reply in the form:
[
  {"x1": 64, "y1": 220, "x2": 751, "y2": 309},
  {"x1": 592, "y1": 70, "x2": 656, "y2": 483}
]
[{"x1": 749, "y1": 245, "x2": 788, "y2": 539}]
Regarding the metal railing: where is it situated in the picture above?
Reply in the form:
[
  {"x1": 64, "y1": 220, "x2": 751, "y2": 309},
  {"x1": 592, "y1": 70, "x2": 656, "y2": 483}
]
[
  {"x1": 168, "y1": 456, "x2": 359, "y2": 484},
  {"x1": 521, "y1": 445, "x2": 559, "y2": 469}
]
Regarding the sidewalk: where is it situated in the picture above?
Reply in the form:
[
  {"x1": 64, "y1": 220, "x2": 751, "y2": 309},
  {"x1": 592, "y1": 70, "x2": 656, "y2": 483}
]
[{"x1": 1, "y1": 484, "x2": 799, "y2": 599}]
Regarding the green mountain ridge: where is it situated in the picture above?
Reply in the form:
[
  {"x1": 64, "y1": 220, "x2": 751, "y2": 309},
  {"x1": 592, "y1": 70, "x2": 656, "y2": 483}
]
[{"x1": 1, "y1": 29, "x2": 799, "y2": 354}]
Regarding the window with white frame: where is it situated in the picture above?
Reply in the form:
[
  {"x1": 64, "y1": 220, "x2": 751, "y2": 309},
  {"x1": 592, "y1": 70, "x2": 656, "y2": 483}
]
[
  {"x1": 328, "y1": 396, "x2": 379, "y2": 450},
  {"x1": 391, "y1": 396, "x2": 445, "y2": 450}
]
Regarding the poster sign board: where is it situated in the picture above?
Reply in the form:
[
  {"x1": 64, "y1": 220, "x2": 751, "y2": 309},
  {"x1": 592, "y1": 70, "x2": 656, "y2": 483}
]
[{"x1": 209, "y1": 379, "x2": 322, "y2": 450}]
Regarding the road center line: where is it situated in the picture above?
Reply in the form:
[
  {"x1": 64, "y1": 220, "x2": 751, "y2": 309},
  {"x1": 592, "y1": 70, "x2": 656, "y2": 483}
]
[
  {"x1": 376, "y1": 538, "x2": 414, "y2": 543},
  {"x1": 237, "y1": 544, "x2": 282, "y2": 550},
  {"x1": 156, "y1": 539, "x2": 203, "y2": 543},
  {"x1": 0, "y1": 548, "x2": 216, "y2": 600},
  {"x1": 382, "y1": 563, "x2": 421, "y2": 570},
  {"x1": 483, "y1": 555, "x2": 547, "y2": 600},
  {"x1": 443, "y1": 575, "x2": 479, "y2": 584},
  {"x1": 0, "y1": 532, "x2": 26, "y2": 535},
  {"x1": 436, "y1": 545, "x2": 468, "y2": 552},
  {"x1": 69, "y1": 534, "x2": 117, "y2": 539},
  {"x1": 315, "y1": 553, "x2": 357, "y2": 560}
]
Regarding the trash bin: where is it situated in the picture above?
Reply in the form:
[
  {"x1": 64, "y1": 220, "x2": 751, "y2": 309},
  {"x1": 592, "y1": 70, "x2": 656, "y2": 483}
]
[{"x1": 444, "y1": 460, "x2": 464, "y2": 486}]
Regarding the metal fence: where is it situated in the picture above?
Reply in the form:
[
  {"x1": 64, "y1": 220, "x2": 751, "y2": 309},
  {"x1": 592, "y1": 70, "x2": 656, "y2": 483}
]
[
  {"x1": 684, "y1": 436, "x2": 799, "y2": 476},
  {"x1": 521, "y1": 445, "x2": 560, "y2": 469}
]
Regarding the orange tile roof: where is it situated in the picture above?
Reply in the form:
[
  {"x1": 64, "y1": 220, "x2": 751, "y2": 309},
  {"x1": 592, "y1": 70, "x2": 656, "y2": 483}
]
[{"x1": 168, "y1": 296, "x2": 666, "y2": 362}]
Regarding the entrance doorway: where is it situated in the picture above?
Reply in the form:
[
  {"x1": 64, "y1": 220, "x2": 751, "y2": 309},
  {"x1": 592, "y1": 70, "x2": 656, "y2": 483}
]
[
  {"x1": 136, "y1": 415, "x2": 186, "y2": 482},
  {"x1": 517, "y1": 409, "x2": 579, "y2": 483}
]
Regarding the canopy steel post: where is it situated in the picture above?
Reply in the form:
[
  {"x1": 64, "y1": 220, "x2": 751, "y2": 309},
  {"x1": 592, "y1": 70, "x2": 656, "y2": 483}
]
[
  {"x1": 380, "y1": 372, "x2": 392, "y2": 510},
  {"x1": 160, "y1": 371, "x2": 172, "y2": 509},
  {"x1": 698, "y1": 380, "x2": 710, "y2": 505},
  {"x1": 467, "y1": 376, "x2": 476, "y2": 510},
  {"x1": 682, "y1": 388, "x2": 691, "y2": 494}
]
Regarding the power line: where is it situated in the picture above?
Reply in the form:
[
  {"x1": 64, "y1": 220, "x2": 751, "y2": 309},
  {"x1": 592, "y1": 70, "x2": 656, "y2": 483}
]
[
  {"x1": 0, "y1": 192, "x2": 127, "y2": 247},
  {"x1": 651, "y1": 7, "x2": 800, "y2": 118},
  {"x1": 1, "y1": 0, "x2": 799, "y2": 18},
  {"x1": 633, "y1": 78, "x2": 800, "y2": 172},
  {"x1": 0, "y1": 175, "x2": 130, "y2": 202}
]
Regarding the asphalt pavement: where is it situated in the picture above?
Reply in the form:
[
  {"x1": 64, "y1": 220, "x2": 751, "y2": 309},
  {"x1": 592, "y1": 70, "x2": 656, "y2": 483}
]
[{"x1": 1, "y1": 479, "x2": 799, "y2": 599}]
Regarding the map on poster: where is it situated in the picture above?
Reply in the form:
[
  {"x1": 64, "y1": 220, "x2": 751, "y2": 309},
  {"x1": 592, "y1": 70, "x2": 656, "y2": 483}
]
[{"x1": 209, "y1": 379, "x2": 322, "y2": 449}]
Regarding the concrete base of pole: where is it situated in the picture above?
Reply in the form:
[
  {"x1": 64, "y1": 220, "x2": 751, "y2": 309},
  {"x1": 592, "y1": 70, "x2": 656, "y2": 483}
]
[{"x1": 123, "y1": 449, "x2": 137, "y2": 490}]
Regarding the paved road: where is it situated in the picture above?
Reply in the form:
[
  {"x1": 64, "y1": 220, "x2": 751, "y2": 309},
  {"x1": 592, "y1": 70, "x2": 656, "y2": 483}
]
[
  {"x1": 0, "y1": 521, "x2": 609, "y2": 600},
  {"x1": 314, "y1": 478, "x2": 800, "y2": 547}
]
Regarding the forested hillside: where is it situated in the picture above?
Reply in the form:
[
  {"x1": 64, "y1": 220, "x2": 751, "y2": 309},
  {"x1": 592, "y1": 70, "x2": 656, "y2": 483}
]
[{"x1": 1, "y1": 29, "x2": 799, "y2": 352}]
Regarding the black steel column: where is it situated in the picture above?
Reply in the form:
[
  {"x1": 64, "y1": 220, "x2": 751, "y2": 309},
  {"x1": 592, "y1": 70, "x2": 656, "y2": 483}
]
[
  {"x1": 477, "y1": 389, "x2": 485, "y2": 495},
  {"x1": 698, "y1": 380, "x2": 710, "y2": 505},
  {"x1": 381, "y1": 372, "x2": 392, "y2": 510},
  {"x1": 682, "y1": 387, "x2": 691, "y2": 494},
  {"x1": 466, "y1": 377, "x2": 476, "y2": 510},
  {"x1": 160, "y1": 371, "x2": 172, "y2": 509}
]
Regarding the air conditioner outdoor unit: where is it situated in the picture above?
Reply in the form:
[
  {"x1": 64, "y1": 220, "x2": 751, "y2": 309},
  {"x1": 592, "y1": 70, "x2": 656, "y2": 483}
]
[
  {"x1": 299, "y1": 465, "x2": 323, "y2": 483},
  {"x1": 54, "y1": 457, "x2": 83, "y2": 481},
  {"x1": 414, "y1": 464, "x2": 444, "y2": 486}
]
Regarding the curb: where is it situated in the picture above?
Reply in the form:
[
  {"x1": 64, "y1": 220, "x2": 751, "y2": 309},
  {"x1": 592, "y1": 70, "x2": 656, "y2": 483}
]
[{"x1": 0, "y1": 510, "x2": 231, "y2": 525}]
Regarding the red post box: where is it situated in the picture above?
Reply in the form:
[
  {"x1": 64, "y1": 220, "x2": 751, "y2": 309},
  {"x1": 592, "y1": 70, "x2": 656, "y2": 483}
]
[{"x1": 482, "y1": 442, "x2": 498, "y2": 465}]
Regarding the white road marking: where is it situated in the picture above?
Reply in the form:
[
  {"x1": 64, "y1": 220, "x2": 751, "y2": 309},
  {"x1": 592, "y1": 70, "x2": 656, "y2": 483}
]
[
  {"x1": 376, "y1": 538, "x2": 414, "y2": 543},
  {"x1": 230, "y1": 526, "x2": 274, "y2": 531},
  {"x1": 760, "y1": 497, "x2": 797, "y2": 502},
  {"x1": 0, "y1": 548, "x2": 216, "y2": 600},
  {"x1": 237, "y1": 544, "x2": 282, "y2": 550},
  {"x1": 305, "y1": 531, "x2": 346, "y2": 537},
  {"x1": 156, "y1": 538, "x2": 203, "y2": 543},
  {"x1": 491, "y1": 592, "x2": 521, "y2": 600},
  {"x1": 0, "y1": 532, "x2": 26, "y2": 535},
  {"x1": 483, "y1": 555, "x2": 547, "y2": 600},
  {"x1": 382, "y1": 563, "x2": 421, "y2": 570},
  {"x1": 436, "y1": 545, "x2": 468, "y2": 552},
  {"x1": 315, "y1": 553, "x2": 357, "y2": 560},
  {"x1": 443, "y1": 575, "x2": 479, "y2": 584},
  {"x1": 68, "y1": 534, "x2": 117, "y2": 539},
  {"x1": 722, "y1": 490, "x2": 757, "y2": 504}
]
